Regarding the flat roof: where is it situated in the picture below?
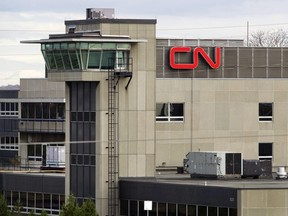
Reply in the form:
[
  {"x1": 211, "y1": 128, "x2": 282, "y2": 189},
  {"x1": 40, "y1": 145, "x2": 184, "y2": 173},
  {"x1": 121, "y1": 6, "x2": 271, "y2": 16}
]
[
  {"x1": 121, "y1": 173, "x2": 288, "y2": 190},
  {"x1": 65, "y1": 18, "x2": 157, "y2": 25}
]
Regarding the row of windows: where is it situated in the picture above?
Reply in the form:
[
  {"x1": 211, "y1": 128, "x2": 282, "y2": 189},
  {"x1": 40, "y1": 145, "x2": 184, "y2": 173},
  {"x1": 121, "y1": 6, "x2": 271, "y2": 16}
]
[
  {"x1": 27, "y1": 144, "x2": 64, "y2": 162},
  {"x1": 41, "y1": 42, "x2": 130, "y2": 71},
  {"x1": 0, "y1": 102, "x2": 18, "y2": 116},
  {"x1": 120, "y1": 200, "x2": 237, "y2": 216},
  {"x1": 21, "y1": 103, "x2": 65, "y2": 120},
  {"x1": 3, "y1": 191, "x2": 65, "y2": 215},
  {"x1": 71, "y1": 154, "x2": 96, "y2": 166},
  {"x1": 155, "y1": 103, "x2": 273, "y2": 123},
  {"x1": 71, "y1": 111, "x2": 96, "y2": 122},
  {"x1": 0, "y1": 136, "x2": 18, "y2": 150}
]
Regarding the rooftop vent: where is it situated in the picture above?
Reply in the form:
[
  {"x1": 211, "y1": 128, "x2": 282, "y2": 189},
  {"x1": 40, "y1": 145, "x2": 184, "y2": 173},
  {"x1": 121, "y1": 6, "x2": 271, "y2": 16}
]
[
  {"x1": 86, "y1": 8, "x2": 115, "y2": 20},
  {"x1": 68, "y1": 25, "x2": 76, "y2": 34}
]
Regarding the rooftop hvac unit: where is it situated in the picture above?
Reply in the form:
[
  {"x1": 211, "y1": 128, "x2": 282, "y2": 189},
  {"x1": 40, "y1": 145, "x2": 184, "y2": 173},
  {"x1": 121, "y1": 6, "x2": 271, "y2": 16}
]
[
  {"x1": 86, "y1": 8, "x2": 115, "y2": 19},
  {"x1": 185, "y1": 152, "x2": 242, "y2": 178},
  {"x1": 242, "y1": 160, "x2": 261, "y2": 178}
]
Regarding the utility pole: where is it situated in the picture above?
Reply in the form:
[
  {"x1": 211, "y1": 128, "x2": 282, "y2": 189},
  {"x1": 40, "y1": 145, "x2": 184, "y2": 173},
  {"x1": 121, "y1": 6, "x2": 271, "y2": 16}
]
[{"x1": 247, "y1": 21, "x2": 249, "y2": 46}]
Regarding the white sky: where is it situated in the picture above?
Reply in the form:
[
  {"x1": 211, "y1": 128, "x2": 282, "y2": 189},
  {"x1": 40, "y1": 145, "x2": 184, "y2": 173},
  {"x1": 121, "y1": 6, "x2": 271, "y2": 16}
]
[{"x1": 1, "y1": 0, "x2": 288, "y2": 85}]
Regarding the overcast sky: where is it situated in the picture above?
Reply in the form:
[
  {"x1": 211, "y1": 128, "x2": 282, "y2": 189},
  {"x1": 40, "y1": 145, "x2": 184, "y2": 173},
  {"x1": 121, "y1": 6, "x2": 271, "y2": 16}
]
[{"x1": 1, "y1": 0, "x2": 288, "y2": 86}]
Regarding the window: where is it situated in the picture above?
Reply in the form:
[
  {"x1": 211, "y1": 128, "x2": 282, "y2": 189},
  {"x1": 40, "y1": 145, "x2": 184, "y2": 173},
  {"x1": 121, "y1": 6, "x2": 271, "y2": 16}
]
[
  {"x1": 259, "y1": 103, "x2": 273, "y2": 121},
  {"x1": 28, "y1": 144, "x2": 43, "y2": 161},
  {"x1": 88, "y1": 51, "x2": 101, "y2": 69},
  {"x1": 0, "y1": 102, "x2": 18, "y2": 116},
  {"x1": 116, "y1": 51, "x2": 129, "y2": 70},
  {"x1": 0, "y1": 136, "x2": 18, "y2": 150},
  {"x1": 259, "y1": 143, "x2": 273, "y2": 160},
  {"x1": 156, "y1": 103, "x2": 184, "y2": 122},
  {"x1": 21, "y1": 103, "x2": 65, "y2": 120}
]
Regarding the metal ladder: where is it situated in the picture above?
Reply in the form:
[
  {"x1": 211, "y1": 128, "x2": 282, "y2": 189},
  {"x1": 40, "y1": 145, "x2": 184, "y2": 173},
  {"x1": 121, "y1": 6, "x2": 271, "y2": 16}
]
[
  {"x1": 107, "y1": 57, "x2": 133, "y2": 216},
  {"x1": 107, "y1": 65, "x2": 119, "y2": 216}
]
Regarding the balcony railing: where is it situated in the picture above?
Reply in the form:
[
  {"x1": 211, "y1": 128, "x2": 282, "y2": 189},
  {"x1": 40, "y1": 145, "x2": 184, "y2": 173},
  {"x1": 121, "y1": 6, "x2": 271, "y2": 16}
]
[{"x1": 19, "y1": 119, "x2": 65, "y2": 133}]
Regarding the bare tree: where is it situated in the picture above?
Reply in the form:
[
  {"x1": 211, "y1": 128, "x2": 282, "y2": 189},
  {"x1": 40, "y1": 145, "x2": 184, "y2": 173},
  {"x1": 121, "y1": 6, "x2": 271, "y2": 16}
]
[{"x1": 249, "y1": 29, "x2": 288, "y2": 47}]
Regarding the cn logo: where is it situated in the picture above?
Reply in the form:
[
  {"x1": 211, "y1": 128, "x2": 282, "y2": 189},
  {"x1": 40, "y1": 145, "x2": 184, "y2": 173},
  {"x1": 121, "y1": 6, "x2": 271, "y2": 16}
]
[{"x1": 169, "y1": 47, "x2": 221, "y2": 69}]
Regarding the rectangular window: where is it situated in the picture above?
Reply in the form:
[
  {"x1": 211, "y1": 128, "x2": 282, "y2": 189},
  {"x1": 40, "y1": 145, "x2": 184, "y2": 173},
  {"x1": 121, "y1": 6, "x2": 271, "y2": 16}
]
[
  {"x1": 0, "y1": 136, "x2": 18, "y2": 150},
  {"x1": 88, "y1": 51, "x2": 101, "y2": 69},
  {"x1": 0, "y1": 102, "x2": 19, "y2": 116},
  {"x1": 101, "y1": 51, "x2": 116, "y2": 69},
  {"x1": 259, "y1": 143, "x2": 273, "y2": 160},
  {"x1": 178, "y1": 204, "x2": 186, "y2": 216},
  {"x1": 28, "y1": 144, "x2": 43, "y2": 161},
  {"x1": 116, "y1": 51, "x2": 129, "y2": 70},
  {"x1": 259, "y1": 103, "x2": 273, "y2": 121},
  {"x1": 156, "y1": 103, "x2": 184, "y2": 122}
]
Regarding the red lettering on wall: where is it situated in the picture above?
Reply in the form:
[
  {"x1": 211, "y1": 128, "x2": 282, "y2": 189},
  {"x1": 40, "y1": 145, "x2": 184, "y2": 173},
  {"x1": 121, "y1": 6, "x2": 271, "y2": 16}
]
[{"x1": 169, "y1": 47, "x2": 221, "y2": 69}]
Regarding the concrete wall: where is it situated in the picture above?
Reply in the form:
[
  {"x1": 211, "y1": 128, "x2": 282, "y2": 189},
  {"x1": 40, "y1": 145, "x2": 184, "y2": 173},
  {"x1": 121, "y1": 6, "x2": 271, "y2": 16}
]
[
  {"x1": 19, "y1": 78, "x2": 65, "y2": 100},
  {"x1": 239, "y1": 189, "x2": 288, "y2": 216},
  {"x1": 156, "y1": 79, "x2": 288, "y2": 168}
]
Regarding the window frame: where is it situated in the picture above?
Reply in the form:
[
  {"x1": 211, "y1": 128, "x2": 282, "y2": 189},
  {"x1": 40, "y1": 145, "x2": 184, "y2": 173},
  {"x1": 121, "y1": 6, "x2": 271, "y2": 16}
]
[
  {"x1": 28, "y1": 144, "x2": 43, "y2": 161},
  {"x1": 156, "y1": 103, "x2": 184, "y2": 122},
  {"x1": 259, "y1": 102, "x2": 273, "y2": 122},
  {"x1": 0, "y1": 102, "x2": 19, "y2": 116},
  {"x1": 259, "y1": 143, "x2": 273, "y2": 161}
]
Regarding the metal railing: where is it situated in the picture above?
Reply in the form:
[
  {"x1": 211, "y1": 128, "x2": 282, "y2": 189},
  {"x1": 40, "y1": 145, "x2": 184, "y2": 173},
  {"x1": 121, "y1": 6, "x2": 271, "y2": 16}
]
[
  {"x1": 19, "y1": 118, "x2": 65, "y2": 133},
  {"x1": 0, "y1": 156, "x2": 44, "y2": 171}
]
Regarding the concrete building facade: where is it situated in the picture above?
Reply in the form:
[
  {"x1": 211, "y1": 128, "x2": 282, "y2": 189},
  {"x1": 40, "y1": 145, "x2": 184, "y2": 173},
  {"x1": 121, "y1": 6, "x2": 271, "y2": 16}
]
[
  {"x1": 19, "y1": 78, "x2": 65, "y2": 168},
  {"x1": 12, "y1": 8, "x2": 288, "y2": 216}
]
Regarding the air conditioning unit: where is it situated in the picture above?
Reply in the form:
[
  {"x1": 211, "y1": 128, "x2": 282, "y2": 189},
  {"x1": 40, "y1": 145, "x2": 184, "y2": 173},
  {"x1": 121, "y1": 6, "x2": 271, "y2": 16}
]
[
  {"x1": 184, "y1": 151, "x2": 242, "y2": 178},
  {"x1": 86, "y1": 8, "x2": 115, "y2": 20}
]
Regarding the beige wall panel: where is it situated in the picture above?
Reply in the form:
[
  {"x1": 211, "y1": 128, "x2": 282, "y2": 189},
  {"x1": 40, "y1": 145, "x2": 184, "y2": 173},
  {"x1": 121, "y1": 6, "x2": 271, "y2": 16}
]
[
  {"x1": 244, "y1": 91, "x2": 258, "y2": 103},
  {"x1": 267, "y1": 208, "x2": 286, "y2": 216},
  {"x1": 199, "y1": 91, "x2": 215, "y2": 103},
  {"x1": 274, "y1": 103, "x2": 288, "y2": 130},
  {"x1": 136, "y1": 154, "x2": 146, "y2": 176},
  {"x1": 146, "y1": 41, "x2": 156, "y2": 71},
  {"x1": 146, "y1": 71, "x2": 156, "y2": 111},
  {"x1": 215, "y1": 91, "x2": 229, "y2": 102},
  {"x1": 258, "y1": 79, "x2": 274, "y2": 91},
  {"x1": 146, "y1": 154, "x2": 155, "y2": 176},
  {"x1": 274, "y1": 80, "x2": 288, "y2": 91},
  {"x1": 99, "y1": 111, "x2": 108, "y2": 154},
  {"x1": 243, "y1": 103, "x2": 258, "y2": 131},
  {"x1": 229, "y1": 103, "x2": 244, "y2": 130},
  {"x1": 229, "y1": 91, "x2": 244, "y2": 102},
  {"x1": 119, "y1": 153, "x2": 128, "y2": 177},
  {"x1": 128, "y1": 24, "x2": 138, "y2": 38},
  {"x1": 128, "y1": 155, "x2": 137, "y2": 176},
  {"x1": 137, "y1": 25, "x2": 146, "y2": 38},
  {"x1": 119, "y1": 24, "x2": 129, "y2": 35},
  {"x1": 100, "y1": 23, "x2": 110, "y2": 35},
  {"x1": 274, "y1": 91, "x2": 288, "y2": 102},
  {"x1": 240, "y1": 189, "x2": 288, "y2": 216},
  {"x1": 199, "y1": 103, "x2": 215, "y2": 130},
  {"x1": 229, "y1": 80, "x2": 244, "y2": 91},
  {"x1": 273, "y1": 142, "x2": 287, "y2": 166},
  {"x1": 128, "y1": 111, "x2": 138, "y2": 142},
  {"x1": 110, "y1": 23, "x2": 120, "y2": 35},
  {"x1": 267, "y1": 190, "x2": 286, "y2": 207},
  {"x1": 244, "y1": 80, "x2": 259, "y2": 91},
  {"x1": 137, "y1": 71, "x2": 146, "y2": 110},
  {"x1": 155, "y1": 142, "x2": 168, "y2": 166},
  {"x1": 215, "y1": 103, "x2": 230, "y2": 130},
  {"x1": 259, "y1": 91, "x2": 274, "y2": 102}
]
